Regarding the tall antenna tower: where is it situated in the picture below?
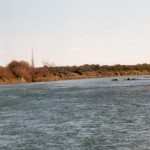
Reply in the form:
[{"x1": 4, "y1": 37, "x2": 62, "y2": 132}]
[{"x1": 31, "y1": 49, "x2": 34, "y2": 68}]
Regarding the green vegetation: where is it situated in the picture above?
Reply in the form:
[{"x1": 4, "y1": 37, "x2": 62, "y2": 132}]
[{"x1": 0, "y1": 60, "x2": 150, "y2": 84}]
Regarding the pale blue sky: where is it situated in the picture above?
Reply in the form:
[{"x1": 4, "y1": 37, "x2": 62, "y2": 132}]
[{"x1": 0, "y1": 0, "x2": 150, "y2": 66}]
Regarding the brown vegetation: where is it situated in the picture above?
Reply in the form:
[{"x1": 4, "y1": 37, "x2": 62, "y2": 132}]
[
  {"x1": 8, "y1": 60, "x2": 33, "y2": 82},
  {"x1": 0, "y1": 60, "x2": 150, "y2": 84}
]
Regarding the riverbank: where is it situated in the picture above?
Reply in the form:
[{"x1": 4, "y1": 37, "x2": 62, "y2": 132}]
[
  {"x1": 1, "y1": 60, "x2": 150, "y2": 85},
  {"x1": 0, "y1": 71, "x2": 150, "y2": 85}
]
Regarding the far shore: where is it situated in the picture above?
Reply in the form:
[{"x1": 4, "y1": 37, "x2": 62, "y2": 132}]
[
  {"x1": 1, "y1": 60, "x2": 150, "y2": 85},
  {"x1": 0, "y1": 73, "x2": 150, "y2": 85}
]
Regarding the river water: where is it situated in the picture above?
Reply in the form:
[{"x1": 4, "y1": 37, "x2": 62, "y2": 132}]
[{"x1": 0, "y1": 77, "x2": 150, "y2": 150}]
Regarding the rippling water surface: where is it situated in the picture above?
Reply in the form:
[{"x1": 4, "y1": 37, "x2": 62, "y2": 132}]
[{"x1": 1, "y1": 77, "x2": 150, "y2": 150}]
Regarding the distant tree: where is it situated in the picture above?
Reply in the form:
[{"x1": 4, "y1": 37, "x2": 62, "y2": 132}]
[
  {"x1": 8, "y1": 60, "x2": 32, "y2": 82},
  {"x1": 74, "y1": 67, "x2": 83, "y2": 75},
  {"x1": 43, "y1": 60, "x2": 55, "y2": 67}
]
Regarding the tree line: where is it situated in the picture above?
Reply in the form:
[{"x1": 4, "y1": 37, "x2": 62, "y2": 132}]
[{"x1": 0, "y1": 60, "x2": 150, "y2": 84}]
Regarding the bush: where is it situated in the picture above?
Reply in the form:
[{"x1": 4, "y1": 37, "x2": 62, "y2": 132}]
[
  {"x1": 0, "y1": 67, "x2": 14, "y2": 80},
  {"x1": 8, "y1": 60, "x2": 32, "y2": 82}
]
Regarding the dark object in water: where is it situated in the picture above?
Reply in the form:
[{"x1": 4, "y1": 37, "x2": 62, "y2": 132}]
[
  {"x1": 111, "y1": 78, "x2": 119, "y2": 81},
  {"x1": 126, "y1": 78, "x2": 138, "y2": 81}
]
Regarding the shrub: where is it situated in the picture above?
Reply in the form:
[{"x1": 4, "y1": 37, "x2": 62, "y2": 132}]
[{"x1": 8, "y1": 60, "x2": 32, "y2": 82}]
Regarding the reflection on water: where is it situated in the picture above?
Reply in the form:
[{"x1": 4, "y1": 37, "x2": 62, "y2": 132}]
[{"x1": 0, "y1": 77, "x2": 150, "y2": 150}]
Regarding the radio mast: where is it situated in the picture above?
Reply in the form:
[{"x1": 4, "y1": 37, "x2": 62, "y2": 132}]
[{"x1": 31, "y1": 49, "x2": 34, "y2": 68}]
